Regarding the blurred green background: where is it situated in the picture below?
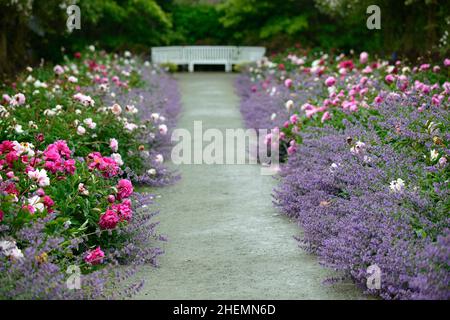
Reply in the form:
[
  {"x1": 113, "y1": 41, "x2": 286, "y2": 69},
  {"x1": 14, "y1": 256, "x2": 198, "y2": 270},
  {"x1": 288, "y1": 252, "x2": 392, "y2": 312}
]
[{"x1": 1, "y1": 0, "x2": 449, "y2": 77}]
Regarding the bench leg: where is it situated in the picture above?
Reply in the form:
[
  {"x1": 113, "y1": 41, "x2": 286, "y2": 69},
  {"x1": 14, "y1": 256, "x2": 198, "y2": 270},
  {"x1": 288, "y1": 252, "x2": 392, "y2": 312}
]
[
  {"x1": 225, "y1": 63, "x2": 232, "y2": 72},
  {"x1": 188, "y1": 63, "x2": 194, "y2": 72}
]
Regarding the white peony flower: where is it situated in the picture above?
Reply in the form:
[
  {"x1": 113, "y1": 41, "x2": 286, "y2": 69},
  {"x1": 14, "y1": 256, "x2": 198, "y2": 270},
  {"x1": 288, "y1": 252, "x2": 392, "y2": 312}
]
[
  {"x1": 12, "y1": 141, "x2": 35, "y2": 157},
  {"x1": 68, "y1": 76, "x2": 78, "y2": 83},
  {"x1": 14, "y1": 124, "x2": 24, "y2": 134},
  {"x1": 28, "y1": 169, "x2": 50, "y2": 187},
  {"x1": 350, "y1": 141, "x2": 366, "y2": 155},
  {"x1": 125, "y1": 105, "x2": 138, "y2": 114},
  {"x1": 28, "y1": 195, "x2": 45, "y2": 212},
  {"x1": 151, "y1": 113, "x2": 160, "y2": 121},
  {"x1": 329, "y1": 163, "x2": 339, "y2": 173},
  {"x1": 110, "y1": 153, "x2": 124, "y2": 166},
  {"x1": 430, "y1": 149, "x2": 439, "y2": 161},
  {"x1": 158, "y1": 124, "x2": 168, "y2": 135},
  {"x1": 0, "y1": 240, "x2": 24, "y2": 260},
  {"x1": 285, "y1": 100, "x2": 294, "y2": 112},
  {"x1": 77, "y1": 125, "x2": 86, "y2": 135},
  {"x1": 124, "y1": 122, "x2": 138, "y2": 131},
  {"x1": 83, "y1": 118, "x2": 97, "y2": 129},
  {"x1": 155, "y1": 154, "x2": 164, "y2": 164},
  {"x1": 390, "y1": 178, "x2": 405, "y2": 193}
]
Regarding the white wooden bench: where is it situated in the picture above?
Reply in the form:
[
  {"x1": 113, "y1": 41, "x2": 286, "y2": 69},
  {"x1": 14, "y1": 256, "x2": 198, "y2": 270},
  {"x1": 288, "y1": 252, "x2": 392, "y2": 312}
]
[{"x1": 151, "y1": 46, "x2": 266, "y2": 72}]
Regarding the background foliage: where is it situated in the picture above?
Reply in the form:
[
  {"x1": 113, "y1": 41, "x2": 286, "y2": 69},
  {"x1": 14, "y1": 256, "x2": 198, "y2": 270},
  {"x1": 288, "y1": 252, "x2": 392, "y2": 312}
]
[{"x1": 1, "y1": 0, "x2": 450, "y2": 78}]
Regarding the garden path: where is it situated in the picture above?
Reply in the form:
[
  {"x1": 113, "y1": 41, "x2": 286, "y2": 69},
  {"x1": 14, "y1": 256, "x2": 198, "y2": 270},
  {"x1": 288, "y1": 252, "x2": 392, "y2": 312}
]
[{"x1": 134, "y1": 73, "x2": 364, "y2": 299}]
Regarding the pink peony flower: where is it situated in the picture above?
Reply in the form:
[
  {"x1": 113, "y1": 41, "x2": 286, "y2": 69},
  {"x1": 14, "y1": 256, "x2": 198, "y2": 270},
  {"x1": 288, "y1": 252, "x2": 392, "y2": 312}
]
[
  {"x1": 419, "y1": 64, "x2": 430, "y2": 71},
  {"x1": 87, "y1": 152, "x2": 119, "y2": 178},
  {"x1": 158, "y1": 124, "x2": 168, "y2": 135},
  {"x1": 0, "y1": 210, "x2": 3, "y2": 222},
  {"x1": 325, "y1": 77, "x2": 336, "y2": 87},
  {"x1": 99, "y1": 209, "x2": 119, "y2": 229},
  {"x1": 338, "y1": 60, "x2": 355, "y2": 70},
  {"x1": 284, "y1": 78, "x2": 293, "y2": 88},
  {"x1": 444, "y1": 58, "x2": 450, "y2": 67},
  {"x1": 117, "y1": 179, "x2": 133, "y2": 200},
  {"x1": 107, "y1": 195, "x2": 115, "y2": 203},
  {"x1": 321, "y1": 111, "x2": 331, "y2": 123},
  {"x1": 109, "y1": 138, "x2": 118, "y2": 152},
  {"x1": 288, "y1": 113, "x2": 298, "y2": 124},
  {"x1": 84, "y1": 247, "x2": 104, "y2": 265},
  {"x1": 287, "y1": 145, "x2": 296, "y2": 155},
  {"x1": 43, "y1": 140, "x2": 75, "y2": 175},
  {"x1": 2, "y1": 94, "x2": 11, "y2": 104},
  {"x1": 53, "y1": 65, "x2": 64, "y2": 75},
  {"x1": 42, "y1": 195, "x2": 55, "y2": 213},
  {"x1": 10, "y1": 93, "x2": 26, "y2": 106},
  {"x1": 362, "y1": 66, "x2": 373, "y2": 74},
  {"x1": 112, "y1": 199, "x2": 133, "y2": 221},
  {"x1": 359, "y1": 52, "x2": 369, "y2": 64},
  {"x1": 374, "y1": 96, "x2": 383, "y2": 104},
  {"x1": 385, "y1": 74, "x2": 395, "y2": 84}
]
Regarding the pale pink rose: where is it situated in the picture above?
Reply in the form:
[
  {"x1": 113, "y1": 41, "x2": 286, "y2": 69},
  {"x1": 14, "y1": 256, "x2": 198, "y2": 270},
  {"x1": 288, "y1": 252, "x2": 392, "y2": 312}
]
[
  {"x1": 111, "y1": 103, "x2": 122, "y2": 115},
  {"x1": 11, "y1": 93, "x2": 26, "y2": 106},
  {"x1": 53, "y1": 65, "x2": 64, "y2": 75},
  {"x1": 158, "y1": 124, "x2": 168, "y2": 135},
  {"x1": 359, "y1": 52, "x2": 369, "y2": 64},
  {"x1": 109, "y1": 138, "x2": 118, "y2": 152},
  {"x1": 284, "y1": 78, "x2": 293, "y2": 88}
]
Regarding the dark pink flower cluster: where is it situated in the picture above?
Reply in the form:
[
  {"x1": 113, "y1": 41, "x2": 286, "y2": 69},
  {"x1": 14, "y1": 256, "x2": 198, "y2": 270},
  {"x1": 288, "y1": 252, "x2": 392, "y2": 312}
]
[
  {"x1": 98, "y1": 199, "x2": 133, "y2": 229},
  {"x1": 98, "y1": 180, "x2": 134, "y2": 229},
  {"x1": 117, "y1": 179, "x2": 133, "y2": 200},
  {"x1": 0, "y1": 141, "x2": 24, "y2": 168},
  {"x1": 87, "y1": 152, "x2": 119, "y2": 178},
  {"x1": 43, "y1": 140, "x2": 76, "y2": 175},
  {"x1": 84, "y1": 246, "x2": 104, "y2": 265}
]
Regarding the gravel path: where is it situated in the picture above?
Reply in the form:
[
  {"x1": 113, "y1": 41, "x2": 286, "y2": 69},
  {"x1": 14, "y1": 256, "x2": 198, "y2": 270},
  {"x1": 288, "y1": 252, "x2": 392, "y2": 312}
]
[{"x1": 134, "y1": 73, "x2": 364, "y2": 299}]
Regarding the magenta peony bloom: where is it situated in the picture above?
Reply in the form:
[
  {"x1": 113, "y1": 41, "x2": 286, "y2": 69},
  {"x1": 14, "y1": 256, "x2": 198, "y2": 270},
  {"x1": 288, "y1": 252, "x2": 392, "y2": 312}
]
[
  {"x1": 385, "y1": 74, "x2": 395, "y2": 84},
  {"x1": 87, "y1": 152, "x2": 119, "y2": 178},
  {"x1": 117, "y1": 179, "x2": 133, "y2": 200},
  {"x1": 112, "y1": 199, "x2": 133, "y2": 221},
  {"x1": 289, "y1": 114, "x2": 298, "y2": 124},
  {"x1": 84, "y1": 247, "x2": 104, "y2": 265},
  {"x1": 284, "y1": 78, "x2": 293, "y2": 88},
  {"x1": 98, "y1": 209, "x2": 119, "y2": 229},
  {"x1": 444, "y1": 58, "x2": 450, "y2": 67},
  {"x1": 0, "y1": 209, "x2": 3, "y2": 222},
  {"x1": 325, "y1": 77, "x2": 336, "y2": 87},
  {"x1": 321, "y1": 111, "x2": 331, "y2": 123}
]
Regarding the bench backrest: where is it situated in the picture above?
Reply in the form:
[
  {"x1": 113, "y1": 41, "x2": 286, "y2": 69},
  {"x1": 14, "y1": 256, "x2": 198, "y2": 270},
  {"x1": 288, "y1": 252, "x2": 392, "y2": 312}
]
[{"x1": 151, "y1": 46, "x2": 265, "y2": 65}]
